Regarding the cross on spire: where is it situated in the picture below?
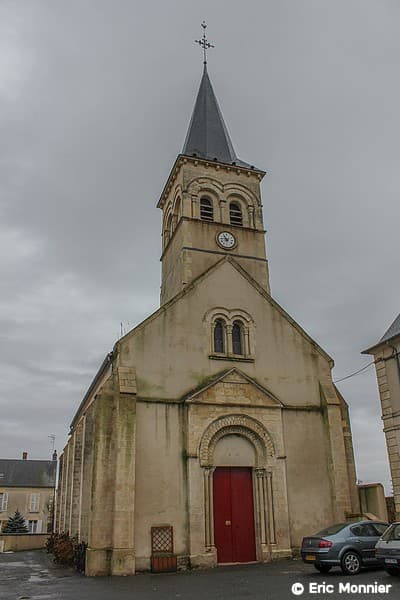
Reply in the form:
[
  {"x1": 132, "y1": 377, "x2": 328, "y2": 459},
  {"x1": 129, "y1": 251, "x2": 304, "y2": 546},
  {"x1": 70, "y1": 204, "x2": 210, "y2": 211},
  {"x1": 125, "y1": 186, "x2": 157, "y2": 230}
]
[{"x1": 195, "y1": 21, "x2": 214, "y2": 66}]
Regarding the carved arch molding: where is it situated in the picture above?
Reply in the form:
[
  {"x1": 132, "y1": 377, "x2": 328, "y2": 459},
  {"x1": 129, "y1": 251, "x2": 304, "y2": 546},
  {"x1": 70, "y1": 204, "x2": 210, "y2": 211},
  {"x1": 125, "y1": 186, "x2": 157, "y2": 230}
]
[{"x1": 199, "y1": 414, "x2": 275, "y2": 468}]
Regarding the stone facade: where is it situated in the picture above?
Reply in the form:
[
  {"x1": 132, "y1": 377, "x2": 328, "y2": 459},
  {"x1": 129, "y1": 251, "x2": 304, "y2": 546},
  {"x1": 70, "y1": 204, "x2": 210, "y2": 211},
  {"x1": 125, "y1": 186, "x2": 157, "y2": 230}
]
[
  {"x1": 363, "y1": 323, "x2": 400, "y2": 519},
  {"x1": 0, "y1": 457, "x2": 56, "y2": 534},
  {"x1": 56, "y1": 66, "x2": 360, "y2": 575}
]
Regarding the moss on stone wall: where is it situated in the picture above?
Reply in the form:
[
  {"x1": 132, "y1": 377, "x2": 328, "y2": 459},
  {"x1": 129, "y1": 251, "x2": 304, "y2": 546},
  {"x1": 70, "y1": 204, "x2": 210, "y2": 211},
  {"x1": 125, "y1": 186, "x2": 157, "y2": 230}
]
[{"x1": 136, "y1": 376, "x2": 164, "y2": 395}]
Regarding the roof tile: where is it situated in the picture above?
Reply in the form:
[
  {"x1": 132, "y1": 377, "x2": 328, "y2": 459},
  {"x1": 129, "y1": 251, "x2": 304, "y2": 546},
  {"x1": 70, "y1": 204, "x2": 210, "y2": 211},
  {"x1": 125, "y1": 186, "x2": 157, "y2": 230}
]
[{"x1": 0, "y1": 459, "x2": 56, "y2": 488}]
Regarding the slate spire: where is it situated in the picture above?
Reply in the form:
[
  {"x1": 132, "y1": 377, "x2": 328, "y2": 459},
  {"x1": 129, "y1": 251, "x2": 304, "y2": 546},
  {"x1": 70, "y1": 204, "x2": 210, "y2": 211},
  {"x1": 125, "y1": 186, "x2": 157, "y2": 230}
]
[{"x1": 182, "y1": 65, "x2": 253, "y2": 169}]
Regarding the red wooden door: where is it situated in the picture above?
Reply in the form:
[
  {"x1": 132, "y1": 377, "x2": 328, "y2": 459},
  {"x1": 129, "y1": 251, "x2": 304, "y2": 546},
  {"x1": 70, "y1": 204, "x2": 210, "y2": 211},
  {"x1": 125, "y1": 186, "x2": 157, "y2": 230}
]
[{"x1": 213, "y1": 467, "x2": 256, "y2": 563}]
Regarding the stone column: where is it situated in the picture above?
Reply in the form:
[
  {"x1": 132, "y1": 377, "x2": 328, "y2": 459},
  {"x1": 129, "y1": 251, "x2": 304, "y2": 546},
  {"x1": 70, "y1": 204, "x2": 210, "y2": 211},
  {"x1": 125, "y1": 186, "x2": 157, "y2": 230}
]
[
  {"x1": 248, "y1": 205, "x2": 255, "y2": 228},
  {"x1": 219, "y1": 198, "x2": 228, "y2": 223},
  {"x1": 182, "y1": 191, "x2": 191, "y2": 218},
  {"x1": 203, "y1": 467, "x2": 216, "y2": 550},
  {"x1": 191, "y1": 195, "x2": 199, "y2": 219},
  {"x1": 244, "y1": 327, "x2": 251, "y2": 357},
  {"x1": 226, "y1": 325, "x2": 233, "y2": 356},
  {"x1": 187, "y1": 460, "x2": 217, "y2": 569},
  {"x1": 254, "y1": 469, "x2": 270, "y2": 561},
  {"x1": 266, "y1": 471, "x2": 276, "y2": 545}
]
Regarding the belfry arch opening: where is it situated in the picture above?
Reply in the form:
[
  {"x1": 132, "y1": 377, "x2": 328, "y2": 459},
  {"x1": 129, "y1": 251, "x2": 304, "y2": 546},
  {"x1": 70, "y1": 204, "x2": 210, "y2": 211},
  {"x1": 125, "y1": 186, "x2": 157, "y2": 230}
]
[{"x1": 200, "y1": 197, "x2": 214, "y2": 221}]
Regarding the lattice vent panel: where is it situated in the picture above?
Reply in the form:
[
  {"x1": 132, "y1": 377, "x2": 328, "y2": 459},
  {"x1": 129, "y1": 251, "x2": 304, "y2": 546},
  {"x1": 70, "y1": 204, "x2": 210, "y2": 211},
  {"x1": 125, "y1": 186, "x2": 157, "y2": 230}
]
[{"x1": 151, "y1": 526, "x2": 174, "y2": 553}]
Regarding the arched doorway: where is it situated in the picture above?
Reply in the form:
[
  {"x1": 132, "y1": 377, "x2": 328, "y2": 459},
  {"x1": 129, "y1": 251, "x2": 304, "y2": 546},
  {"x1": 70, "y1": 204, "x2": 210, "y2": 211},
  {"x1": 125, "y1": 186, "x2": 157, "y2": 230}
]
[
  {"x1": 213, "y1": 435, "x2": 256, "y2": 563},
  {"x1": 198, "y1": 415, "x2": 276, "y2": 565}
]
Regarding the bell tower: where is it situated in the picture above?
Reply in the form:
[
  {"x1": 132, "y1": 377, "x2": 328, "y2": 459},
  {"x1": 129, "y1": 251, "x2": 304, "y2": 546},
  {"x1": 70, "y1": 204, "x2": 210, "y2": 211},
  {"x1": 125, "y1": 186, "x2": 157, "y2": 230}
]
[{"x1": 158, "y1": 41, "x2": 270, "y2": 305}]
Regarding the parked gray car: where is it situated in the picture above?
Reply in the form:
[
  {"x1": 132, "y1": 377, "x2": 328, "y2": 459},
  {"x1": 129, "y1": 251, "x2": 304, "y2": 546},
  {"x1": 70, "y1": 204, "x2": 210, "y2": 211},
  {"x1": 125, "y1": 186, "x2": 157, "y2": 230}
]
[
  {"x1": 375, "y1": 522, "x2": 400, "y2": 576},
  {"x1": 301, "y1": 520, "x2": 388, "y2": 575}
]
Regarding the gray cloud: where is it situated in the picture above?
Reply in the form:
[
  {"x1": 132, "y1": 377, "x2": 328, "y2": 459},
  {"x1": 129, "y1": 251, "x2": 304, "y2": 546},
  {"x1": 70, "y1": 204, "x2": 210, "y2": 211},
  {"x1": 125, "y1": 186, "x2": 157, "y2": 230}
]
[{"x1": 0, "y1": 1, "x2": 397, "y2": 492}]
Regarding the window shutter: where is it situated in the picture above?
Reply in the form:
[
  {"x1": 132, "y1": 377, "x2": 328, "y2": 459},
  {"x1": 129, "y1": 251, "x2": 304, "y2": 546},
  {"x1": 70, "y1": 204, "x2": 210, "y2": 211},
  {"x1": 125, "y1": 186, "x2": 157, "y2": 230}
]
[
  {"x1": 36, "y1": 520, "x2": 42, "y2": 533},
  {"x1": 29, "y1": 493, "x2": 40, "y2": 512},
  {"x1": 0, "y1": 493, "x2": 8, "y2": 511}
]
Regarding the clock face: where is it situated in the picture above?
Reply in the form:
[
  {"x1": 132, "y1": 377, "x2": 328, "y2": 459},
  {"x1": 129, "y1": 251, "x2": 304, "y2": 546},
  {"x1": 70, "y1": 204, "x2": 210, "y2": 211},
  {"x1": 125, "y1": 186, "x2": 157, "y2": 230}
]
[{"x1": 217, "y1": 231, "x2": 236, "y2": 249}]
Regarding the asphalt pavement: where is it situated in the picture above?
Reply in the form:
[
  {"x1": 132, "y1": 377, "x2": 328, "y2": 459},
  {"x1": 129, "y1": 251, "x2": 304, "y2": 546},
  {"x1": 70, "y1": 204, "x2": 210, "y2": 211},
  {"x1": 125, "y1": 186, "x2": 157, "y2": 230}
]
[{"x1": 0, "y1": 550, "x2": 399, "y2": 600}]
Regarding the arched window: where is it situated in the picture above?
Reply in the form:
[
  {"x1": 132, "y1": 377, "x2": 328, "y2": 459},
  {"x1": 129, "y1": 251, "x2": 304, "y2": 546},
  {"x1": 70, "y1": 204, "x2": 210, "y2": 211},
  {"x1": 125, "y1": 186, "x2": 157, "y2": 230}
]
[
  {"x1": 173, "y1": 197, "x2": 181, "y2": 219},
  {"x1": 164, "y1": 212, "x2": 173, "y2": 247},
  {"x1": 232, "y1": 320, "x2": 243, "y2": 355},
  {"x1": 213, "y1": 319, "x2": 225, "y2": 353},
  {"x1": 200, "y1": 197, "x2": 214, "y2": 221},
  {"x1": 230, "y1": 202, "x2": 243, "y2": 226}
]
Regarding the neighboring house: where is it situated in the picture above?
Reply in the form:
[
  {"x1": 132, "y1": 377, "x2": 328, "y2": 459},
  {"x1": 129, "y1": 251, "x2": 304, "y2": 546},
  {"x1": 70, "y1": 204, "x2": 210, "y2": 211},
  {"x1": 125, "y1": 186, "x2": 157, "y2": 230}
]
[
  {"x1": 363, "y1": 314, "x2": 400, "y2": 519},
  {"x1": 0, "y1": 452, "x2": 57, "y2": 533},
  {"x1": 56, "y1": 63, "x2": 360, "y2": 576}
]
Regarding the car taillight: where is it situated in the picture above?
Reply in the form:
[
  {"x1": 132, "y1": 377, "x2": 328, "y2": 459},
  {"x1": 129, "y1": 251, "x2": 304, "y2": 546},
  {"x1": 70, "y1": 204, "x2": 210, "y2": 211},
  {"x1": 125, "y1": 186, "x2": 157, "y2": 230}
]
[{"x1": 319, "y1": 540, "x2": 333, "y2": 548}]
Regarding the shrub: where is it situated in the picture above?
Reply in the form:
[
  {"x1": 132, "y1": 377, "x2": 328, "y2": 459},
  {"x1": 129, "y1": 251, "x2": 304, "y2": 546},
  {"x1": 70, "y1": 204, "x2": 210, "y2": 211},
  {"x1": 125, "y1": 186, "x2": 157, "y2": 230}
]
[
  {"x1": 47, "y1": 531, "x2": 87, "y2": 573},
  {"x1": 53, "y1": 532, "x2": 74, "y2": 565}
]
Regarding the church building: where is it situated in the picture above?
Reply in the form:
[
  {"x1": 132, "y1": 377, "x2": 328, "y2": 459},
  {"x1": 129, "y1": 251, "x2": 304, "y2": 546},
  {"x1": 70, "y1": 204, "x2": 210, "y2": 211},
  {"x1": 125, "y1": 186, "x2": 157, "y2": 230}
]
[{"x1": 55, "y1": 58, "x2": 360, "y2": 576}]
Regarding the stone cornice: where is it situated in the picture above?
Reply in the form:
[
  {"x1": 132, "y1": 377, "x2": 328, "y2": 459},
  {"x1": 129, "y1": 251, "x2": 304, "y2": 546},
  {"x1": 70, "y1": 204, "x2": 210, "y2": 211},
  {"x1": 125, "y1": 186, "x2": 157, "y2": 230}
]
[{"x1": 157, "y1": 154, "x2": 266, "y2": 209}]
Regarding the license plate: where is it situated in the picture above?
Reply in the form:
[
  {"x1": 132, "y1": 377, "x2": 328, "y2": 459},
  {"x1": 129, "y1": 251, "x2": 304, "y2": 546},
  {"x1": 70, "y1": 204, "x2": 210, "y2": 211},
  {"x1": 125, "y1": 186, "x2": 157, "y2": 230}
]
[
  {"x1": 305, "y1": 555, "x2": 316, "y2": 561},
  {"x1": 385, "y1": 559, "x2": 398, "y2": 564}
]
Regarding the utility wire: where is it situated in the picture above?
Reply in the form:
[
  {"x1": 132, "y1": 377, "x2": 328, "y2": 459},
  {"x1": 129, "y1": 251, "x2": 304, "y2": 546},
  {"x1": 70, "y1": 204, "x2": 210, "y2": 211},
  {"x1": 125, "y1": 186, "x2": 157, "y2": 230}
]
[{"x1": 333, "y1": 361, "x2": 375, "y2": 384}]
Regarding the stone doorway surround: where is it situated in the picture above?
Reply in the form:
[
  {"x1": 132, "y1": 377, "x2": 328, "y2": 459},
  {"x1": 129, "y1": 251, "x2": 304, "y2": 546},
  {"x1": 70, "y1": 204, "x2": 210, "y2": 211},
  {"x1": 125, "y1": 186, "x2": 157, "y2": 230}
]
[{"x1": 186, "y1": 395, "x2": 292, "y2": 568}]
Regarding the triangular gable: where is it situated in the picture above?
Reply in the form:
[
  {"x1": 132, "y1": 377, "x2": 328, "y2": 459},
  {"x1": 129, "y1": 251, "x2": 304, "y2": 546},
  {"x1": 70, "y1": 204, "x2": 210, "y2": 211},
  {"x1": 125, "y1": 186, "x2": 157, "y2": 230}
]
[
  {"x1": 117, "y1": 255, "x2": 333, "y2": 365},
  {"x1": 226, "y1": 258, "x2": 333, "y2": 365},
  {"x1": 184, "y1": 368, "x2": 283, "y2": 408}
]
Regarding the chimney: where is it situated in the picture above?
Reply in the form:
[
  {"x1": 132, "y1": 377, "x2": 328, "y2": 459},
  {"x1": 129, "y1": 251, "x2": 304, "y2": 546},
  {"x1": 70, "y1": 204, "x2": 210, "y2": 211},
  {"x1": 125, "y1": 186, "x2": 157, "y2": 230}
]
[
  {"x1": 22, "y1": 451, "x2": 28, "y2": 460},
  {"x1": 52, "y1": 450, "x2": 58, "y2": 462}
]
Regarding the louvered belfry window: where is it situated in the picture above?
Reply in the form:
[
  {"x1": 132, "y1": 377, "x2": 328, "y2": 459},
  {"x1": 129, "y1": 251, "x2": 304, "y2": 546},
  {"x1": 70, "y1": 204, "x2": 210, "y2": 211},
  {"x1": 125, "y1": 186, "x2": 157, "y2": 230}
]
[
  {"x1": 200, "y1": 197, "x2": 214, "y2": 221},
  {"x1": 230, "y1": 201, "x2": 243, "y2": 226},
  {"x1": 214, "y1": 319, "x2": 225, "y2": 353},
  {"x1": 232, "y1": 321, "x2": 243, "y2": 355}
]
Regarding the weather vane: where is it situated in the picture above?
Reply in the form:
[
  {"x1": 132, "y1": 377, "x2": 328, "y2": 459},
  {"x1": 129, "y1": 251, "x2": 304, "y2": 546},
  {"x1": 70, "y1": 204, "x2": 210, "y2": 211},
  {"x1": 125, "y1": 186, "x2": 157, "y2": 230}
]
[{"x1": 195, "y1": 21, "x2": 214, "y2": 65}]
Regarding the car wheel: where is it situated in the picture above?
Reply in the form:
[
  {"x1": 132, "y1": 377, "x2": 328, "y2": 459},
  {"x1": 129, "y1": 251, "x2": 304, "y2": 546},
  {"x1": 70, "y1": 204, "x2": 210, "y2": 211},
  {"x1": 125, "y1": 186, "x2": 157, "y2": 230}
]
[
  {"x1": 386, "y1": 567, "x2": 400, "y2": 577},
  {"x1": 314, "y1": 565, "x2": 332, "y2": 573},
  {"x1": 341, "y1": 551, "x2": 361, "y2": 575}
]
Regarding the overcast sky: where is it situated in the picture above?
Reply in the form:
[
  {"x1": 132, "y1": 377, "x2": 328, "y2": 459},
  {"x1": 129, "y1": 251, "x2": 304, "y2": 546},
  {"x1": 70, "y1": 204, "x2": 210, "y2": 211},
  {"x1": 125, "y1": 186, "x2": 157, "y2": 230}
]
[{"x1": 1, "y1": 1, "x2": 398, "y2": 494}]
